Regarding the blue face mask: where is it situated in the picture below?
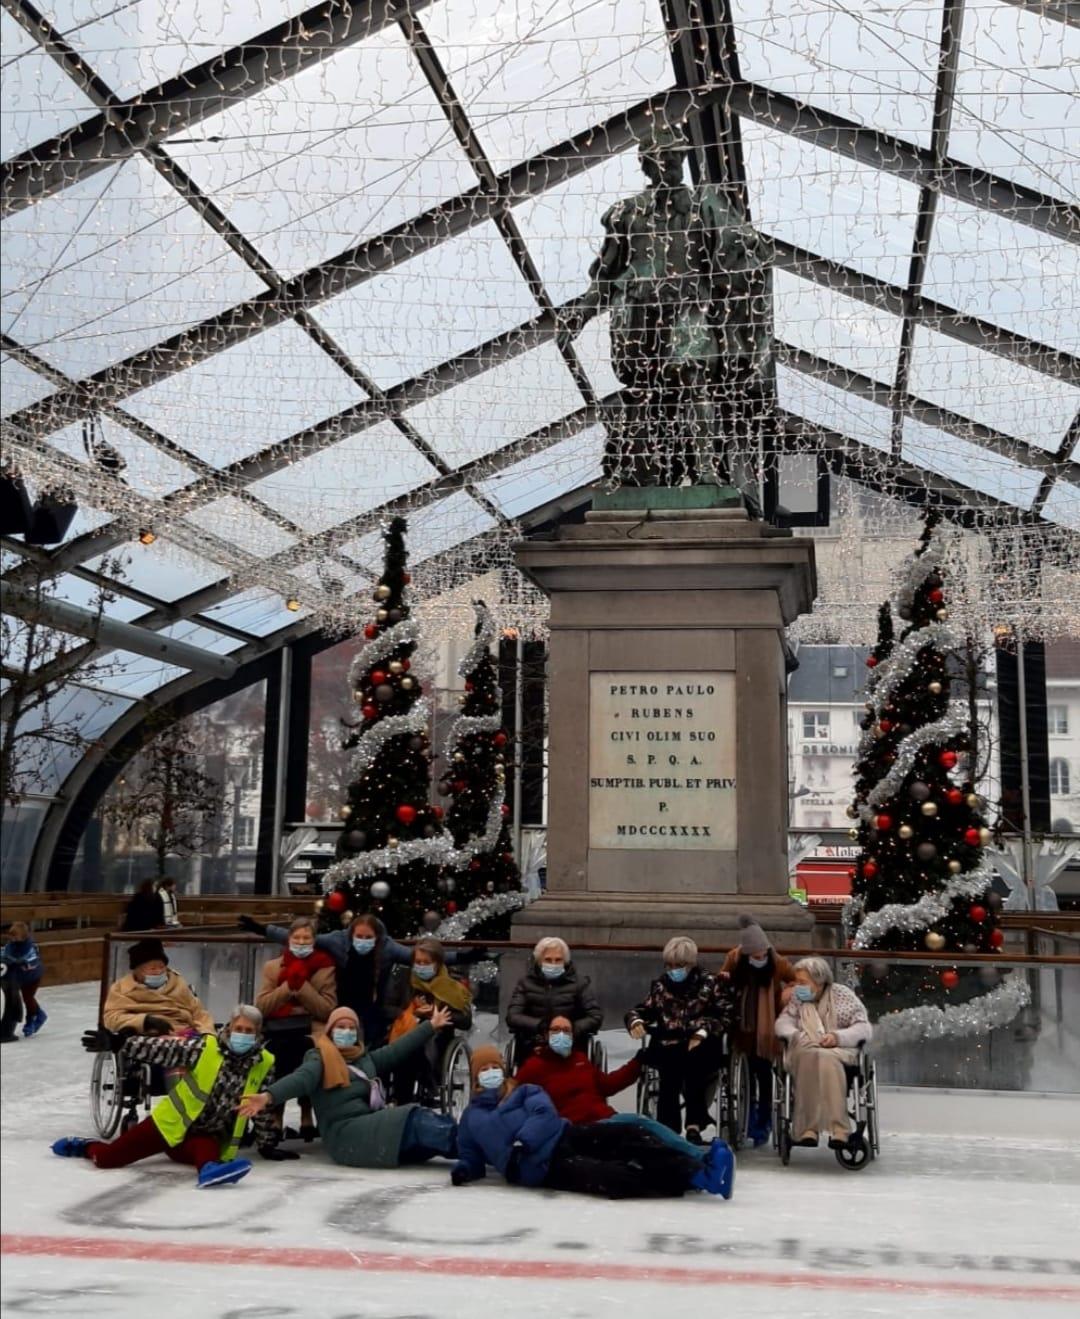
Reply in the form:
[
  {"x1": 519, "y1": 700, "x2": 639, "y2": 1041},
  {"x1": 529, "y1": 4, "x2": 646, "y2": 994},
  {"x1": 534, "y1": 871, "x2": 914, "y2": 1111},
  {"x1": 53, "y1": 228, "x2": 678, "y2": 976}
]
[
  {"x1": 289, "y1": 943, "x2": 314, "y2": 959},
  {"x1": 666, "y1": 966, "x2": 690, "y2": 984},
  {"x1": 477, "y1": 1068, "x2": 504, "y2": 1091},
  {"x1": 794, "y1": 984, "x2": 816, "y2": 1003},
  {"x1": 548, "y1": 1031, "x2": 573, "y2": 1057},
  {"x1": 352, "y1": 937, "x2": 376, "y2": 956},
  {"x1": 229, "y1": 1032, "x2": 257, "y2": 1055},
  {"x1": 541, "y1": 963, "x2": 565, "y2": 980},
  {"x1": 142, "y1": 971, "x2": 168, "y2": 990},
  {"x1": 413, "y1": 963, "x2": 436, "y2": 981},
  {"x1": 332, "y1": 1028, "x2": 358, "y2": 1048}
]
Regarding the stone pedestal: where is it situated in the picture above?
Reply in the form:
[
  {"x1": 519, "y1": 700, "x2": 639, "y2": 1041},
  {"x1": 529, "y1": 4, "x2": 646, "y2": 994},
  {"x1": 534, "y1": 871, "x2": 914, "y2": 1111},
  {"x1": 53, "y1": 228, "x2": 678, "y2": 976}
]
[{"x1": 511, "y1": 497, "x2": 817, "y2": 1000}]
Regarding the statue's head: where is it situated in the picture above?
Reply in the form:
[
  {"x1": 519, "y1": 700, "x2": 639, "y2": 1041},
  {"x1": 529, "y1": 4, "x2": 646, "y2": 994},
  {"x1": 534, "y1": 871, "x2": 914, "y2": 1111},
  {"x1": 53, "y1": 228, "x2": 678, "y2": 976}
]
[{"x1": 639, "y1": 123, "x2": 689, "y2": 186}]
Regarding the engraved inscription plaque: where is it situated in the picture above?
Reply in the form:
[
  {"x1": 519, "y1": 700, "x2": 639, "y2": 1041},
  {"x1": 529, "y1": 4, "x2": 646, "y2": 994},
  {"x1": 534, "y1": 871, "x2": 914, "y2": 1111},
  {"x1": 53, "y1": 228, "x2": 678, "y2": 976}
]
[{"x1": 588, "y1": 671, "x2": 737, "y2": 850}]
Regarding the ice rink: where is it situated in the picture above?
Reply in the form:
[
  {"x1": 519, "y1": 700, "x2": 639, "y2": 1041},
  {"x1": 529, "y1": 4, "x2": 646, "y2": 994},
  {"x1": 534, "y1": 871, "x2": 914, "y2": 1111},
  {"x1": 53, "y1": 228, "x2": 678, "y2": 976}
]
[{"x1": 2, "y1": 984, "x2": 1078, "y2": 1319}]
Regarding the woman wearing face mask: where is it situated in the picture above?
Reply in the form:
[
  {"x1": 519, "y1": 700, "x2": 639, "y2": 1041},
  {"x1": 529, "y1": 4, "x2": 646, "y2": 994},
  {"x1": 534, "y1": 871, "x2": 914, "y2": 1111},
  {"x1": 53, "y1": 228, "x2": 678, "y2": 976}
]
[
  {"x1": 506, "y1": 937, "x2": 603, "y2": 1065},
  {"x1": 103, "y1": 938, "x2": 214, "y2": 1036},
  {"x1": 386, "y1": 938, "x2": 473, "y2": 1104},
  {"x1": 52, "y1": 1006, "x2": 292, "y2": 1187},
  {"x1": 255, "y1": 917, "x2": 337, "y2": 1139},
  {"x1": 717, "y1": 915, "x2": 797, "y2": 1146},
  {"x1": 238, "y1": 1004, "x2": 458, "y2": 1169},
  {"x1": 774, "y1": 957, "x2": 872, "y2": 1149},
  {"x1": 452, "y1": 1046, "x2": 712, "y2": 1199},
  {"x1": 625, "y1": 936, "x2": 735, "y2": 1143}
]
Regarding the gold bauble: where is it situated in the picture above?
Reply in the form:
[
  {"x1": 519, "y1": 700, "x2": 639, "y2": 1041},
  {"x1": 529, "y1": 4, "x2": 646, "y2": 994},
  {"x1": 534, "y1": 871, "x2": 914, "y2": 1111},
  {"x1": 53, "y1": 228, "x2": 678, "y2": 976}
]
[
  {"x1": 948, "y1": 859, "x2": 963, "y2": 873},
  {"x1": 376, "y1": 608, "x2": 389, "y2": 622},
  {"x1": 848, "y1": 827, "x2": 860, "y2": 841},
  {"x1": 898, "y1": 824, "x2": 914, "y2": 840},
  {"x1": 400, "y1": 676, "x2": 415, "y2": 690},
  {"x1": 936, "y1": 608, "x2": 948, "y2": 621},
  {"x1": 339, "y1": 805, "x2": 352, "y2": 819},
  {"x1": 387, "y1": 836, "x2": 399, "y2": 850},
  {"x1": 343, "y1": 910, "x2": 354, "y2": 922},
  {"x1": 314, "y1": 899, "x2": 324, "y2": 911},
  {"x1": 389, "y1": 660, "x2": 404, "y2": 674},
  {"x1": 921, "y1": 801, "x2": 938, "y2": 817},
  {"x1": 928, "y1": 681, "x2": 943, "y2": 695},
  {"x1": 846, "y1": 805, "x2": 859, "y2": 820},
  {"x1": 374, "y1": 584, "x2": 391, "y2": 600},
  {"x1": 453, "y1": 752, "x2": 466, "y2": 763},
  {"x1": 978, "y1": 827, "x2": 992, "y2": 845},
  {"x1": 966, "y1": 793, "x2": 981, "y2": 809},
  {"x1": 924, "y1": 931, "x2": 946, "y2": 951}
]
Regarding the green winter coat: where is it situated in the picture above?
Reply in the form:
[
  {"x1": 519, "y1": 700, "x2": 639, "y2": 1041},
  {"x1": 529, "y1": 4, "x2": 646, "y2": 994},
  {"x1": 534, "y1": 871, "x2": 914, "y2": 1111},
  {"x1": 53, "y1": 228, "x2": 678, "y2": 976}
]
[{"x1": 265, "y1": 1022, "x2": 435, "y2": 1168}]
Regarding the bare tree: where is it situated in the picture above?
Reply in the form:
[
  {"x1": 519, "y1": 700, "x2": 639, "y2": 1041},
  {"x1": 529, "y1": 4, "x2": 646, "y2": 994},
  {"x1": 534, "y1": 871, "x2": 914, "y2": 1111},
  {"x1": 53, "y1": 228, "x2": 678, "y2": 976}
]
[{"x1": 1, "y1": 556, "x2": 127, "y2": 806}]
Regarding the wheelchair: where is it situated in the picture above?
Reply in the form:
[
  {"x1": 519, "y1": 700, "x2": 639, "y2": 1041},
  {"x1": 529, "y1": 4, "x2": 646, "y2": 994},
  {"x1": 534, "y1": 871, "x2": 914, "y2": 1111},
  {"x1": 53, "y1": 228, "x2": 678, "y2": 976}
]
[
  {"x1": 772, "y1": 1047, "x2": 880, "y2": 1170},
  {"x1": 502, "y1": 1032, "x2": 608, "y2": 1076},
  {"x1": 83, "y1": 1028, "x2": 166, "y2": 1139},
  {"x1": 634, "y1": 1035, "x2": 750, "y2": 1148}
]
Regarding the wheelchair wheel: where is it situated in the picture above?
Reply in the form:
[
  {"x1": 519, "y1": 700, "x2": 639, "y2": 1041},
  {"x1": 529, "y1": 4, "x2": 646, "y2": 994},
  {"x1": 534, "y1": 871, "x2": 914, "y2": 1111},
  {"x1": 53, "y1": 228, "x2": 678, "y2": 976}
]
[
  {"x1": 636, "y1": 1065, "x2": 659, "y2": 1119},
  {"x1": 864, "y1": 1063, "x2": 881, "y2": 1159},
  {"x1": 90, "y1": 1050, "x2": 124, "y2": 1139},
  {"x1": 778, "y1": 1125, "x2": 792, "y2": 1166},
  {"x1": 588, "y1": 1036, "x2": 608, "y2": 1071},
  {"x1": 722, "y1": 1050, "x2": 751, "y2": 1149},
  {"x1": 440, "y1": 1037, "x2": 472, "y2": 1122},
  {"x1": 835, "y1": 1132, "x2": 870, "y2": 1170}
]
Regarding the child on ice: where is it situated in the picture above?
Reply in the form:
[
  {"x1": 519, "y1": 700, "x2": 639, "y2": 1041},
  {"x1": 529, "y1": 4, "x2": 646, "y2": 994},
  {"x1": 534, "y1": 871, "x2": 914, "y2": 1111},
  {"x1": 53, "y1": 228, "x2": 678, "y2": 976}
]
[{"x1": 1, "y1": 922, "x2": 46, "y2": 1038}]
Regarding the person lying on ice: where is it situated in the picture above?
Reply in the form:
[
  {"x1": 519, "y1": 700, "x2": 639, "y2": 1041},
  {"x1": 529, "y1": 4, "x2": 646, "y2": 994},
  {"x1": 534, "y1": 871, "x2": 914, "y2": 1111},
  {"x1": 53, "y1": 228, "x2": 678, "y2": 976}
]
[
  {"x1": 515, "y1": 1014, "x2": 734, "y2": 1193},
  {"x1": 450, "y1": 1046, "x2": 733, "y2": 1199},
  {"x1": 238, "y1": 1004, "x2": 458, "y2": 1169},
  {"x1": 51, "y1": 1005, "x2": 294, "y2": 1187}
]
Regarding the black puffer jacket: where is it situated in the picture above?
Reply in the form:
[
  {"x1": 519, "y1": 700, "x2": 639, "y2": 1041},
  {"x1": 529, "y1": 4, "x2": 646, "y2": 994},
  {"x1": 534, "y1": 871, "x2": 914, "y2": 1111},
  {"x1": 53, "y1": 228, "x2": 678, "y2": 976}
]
[{"x1": 506, "y1": 963, "x2": 603, "y2": 1049}]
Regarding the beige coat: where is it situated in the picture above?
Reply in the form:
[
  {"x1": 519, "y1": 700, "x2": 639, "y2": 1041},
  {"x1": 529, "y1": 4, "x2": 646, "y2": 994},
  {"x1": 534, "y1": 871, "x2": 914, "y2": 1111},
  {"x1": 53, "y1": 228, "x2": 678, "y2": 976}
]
[
  {"x1": 255, "y1": 956, "x2": 336, "y2": 1038},
  {"x1": 103, "y1": 969, "x2": 214, "y2": 1034}
]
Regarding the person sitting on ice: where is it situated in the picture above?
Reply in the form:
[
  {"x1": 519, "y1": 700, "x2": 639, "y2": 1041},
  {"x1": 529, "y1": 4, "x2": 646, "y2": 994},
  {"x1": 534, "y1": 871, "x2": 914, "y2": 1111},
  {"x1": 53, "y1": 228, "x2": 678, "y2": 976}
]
[
  {"x1": 516, "y1": 1013, "x2": 735, "y2": 1195},
  {"x1": 385, "y1": 937, "x2": 473, "y2": 1104},
  {"x1": 451, "y1": 1045, "x2": 728, "y2": 1199},
  {"x1": 506, "y1": 936, "x2": 602, "y2": 1063},
  {"x1": 716, "y1": 914, "x2": 797, "y2": 1146},
  {"x1": 625, "y1": 936, "x2": 735, "y2": 1143},
  {"x1": 52, "y1": 1005, "x2": 296, "y2": 1187},
  {"x1": 238, "y1": 1004, "x2": 458, "y2": 1169},
  {"x1": 774, "y1": 956, "x2": 872, "y2": 1150},
  {"x1": 103, "y1": 937, "x2": 214, "y2": 1037}
]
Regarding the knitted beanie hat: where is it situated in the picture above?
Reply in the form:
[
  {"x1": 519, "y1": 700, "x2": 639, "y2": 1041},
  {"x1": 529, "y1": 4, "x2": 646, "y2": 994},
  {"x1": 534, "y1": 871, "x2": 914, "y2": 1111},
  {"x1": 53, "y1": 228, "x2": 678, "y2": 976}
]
[
  {"x1": 736, "y1": 914, "x2": 770, "y2": 957},
  {"x1": 469, "y1": 1044, "x2": 505, "y2": 1088},
  {"x1": 128, "y1": 937, "x2": 168, "y2": 970},
  {"x1": 326, "y1": 1006, "x2": 361, "y2": 1035}
]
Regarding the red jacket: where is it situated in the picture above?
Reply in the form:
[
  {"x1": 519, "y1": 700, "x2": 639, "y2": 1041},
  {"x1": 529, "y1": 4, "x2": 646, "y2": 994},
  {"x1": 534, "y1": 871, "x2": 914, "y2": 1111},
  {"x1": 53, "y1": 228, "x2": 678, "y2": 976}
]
[{"x1": 515, "y1": 1048, "x2": 641, "y2": 1124}]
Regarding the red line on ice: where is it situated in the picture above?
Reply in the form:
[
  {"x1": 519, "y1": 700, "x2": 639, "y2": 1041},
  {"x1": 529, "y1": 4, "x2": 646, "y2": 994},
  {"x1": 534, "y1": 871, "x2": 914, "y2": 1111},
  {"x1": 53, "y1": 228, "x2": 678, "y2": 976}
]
[{"x1": 3, "y1": 1233, "x2": 1078, "y2": 1302}]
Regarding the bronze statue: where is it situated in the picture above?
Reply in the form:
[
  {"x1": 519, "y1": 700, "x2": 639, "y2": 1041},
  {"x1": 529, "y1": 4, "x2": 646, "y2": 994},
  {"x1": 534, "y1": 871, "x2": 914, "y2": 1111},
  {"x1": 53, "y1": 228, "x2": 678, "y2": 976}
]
[{"x1": 576, "y1": 124, "x2": 774, "y2": 494}]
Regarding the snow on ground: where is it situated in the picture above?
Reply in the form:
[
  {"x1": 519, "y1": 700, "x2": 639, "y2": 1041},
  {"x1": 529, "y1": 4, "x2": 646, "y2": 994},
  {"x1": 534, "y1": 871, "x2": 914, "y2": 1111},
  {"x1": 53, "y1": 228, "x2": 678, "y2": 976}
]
[{"x1": 2, "y1": 983, "x2": 1078, "y2": 1319}]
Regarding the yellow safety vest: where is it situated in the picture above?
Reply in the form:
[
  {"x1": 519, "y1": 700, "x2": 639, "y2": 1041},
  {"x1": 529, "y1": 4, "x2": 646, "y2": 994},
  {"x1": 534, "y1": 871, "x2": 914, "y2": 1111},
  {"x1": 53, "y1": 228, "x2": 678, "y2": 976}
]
[{"x1": 151, "y1": 1035, "x2": 273, "y2": 1162}]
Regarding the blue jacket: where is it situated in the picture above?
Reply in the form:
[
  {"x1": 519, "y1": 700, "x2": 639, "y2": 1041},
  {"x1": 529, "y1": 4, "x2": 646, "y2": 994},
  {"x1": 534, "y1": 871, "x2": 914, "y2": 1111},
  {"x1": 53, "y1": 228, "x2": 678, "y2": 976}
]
[
  {"x1": 1, "y1": 938, "x2": 42, "y2": 983},
  {"x1": 266, "y1": 922, "x2": 414, "y2": 972},
  {"x1": 453, "y1": 1084, "x2": 568, "y2": 1188}
]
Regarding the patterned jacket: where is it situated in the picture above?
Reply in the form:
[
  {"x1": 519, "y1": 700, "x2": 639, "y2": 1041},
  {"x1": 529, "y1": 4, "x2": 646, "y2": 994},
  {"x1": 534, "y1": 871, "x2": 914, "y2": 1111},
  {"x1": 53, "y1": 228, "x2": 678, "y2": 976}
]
[
  {"x1": 625, "y1": 967, "x2": 734, "y2": 1042},
  {"x1": 123, "y1": 1030, "x2": 278, "y2": 1150}
]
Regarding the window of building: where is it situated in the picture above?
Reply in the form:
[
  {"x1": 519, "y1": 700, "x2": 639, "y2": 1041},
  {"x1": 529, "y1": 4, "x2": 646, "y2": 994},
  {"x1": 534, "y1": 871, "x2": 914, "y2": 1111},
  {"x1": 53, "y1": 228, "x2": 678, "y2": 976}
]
[
  {"x1": 802, "y1": 711, "x2": 830, "y2": 740},
  {"x1": 852, "y1": 709, "x2": 865, "y2": 731},
  {"x1": 230, "y1": 755, "x2": 261, "y2": 790},
  {"x1": 235, "y1": 816, "x2": 256, "y2": 848},
  {"x1": 1049, "y1": 759, "x2": 1070, "y2": 796},
  {"x1": 1048, "y1": 706, "x2": 1069, "y2": 736}
]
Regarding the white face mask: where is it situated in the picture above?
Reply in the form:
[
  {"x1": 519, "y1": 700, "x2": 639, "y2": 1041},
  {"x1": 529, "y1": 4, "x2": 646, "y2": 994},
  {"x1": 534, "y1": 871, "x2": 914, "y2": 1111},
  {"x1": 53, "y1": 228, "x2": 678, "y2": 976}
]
[
  {"x1": 749, "y1": 955, "x2": 769, "y2": 969},
  {"x1": 477, "y1": 1068, "x2": 504, "y2": 1091}
]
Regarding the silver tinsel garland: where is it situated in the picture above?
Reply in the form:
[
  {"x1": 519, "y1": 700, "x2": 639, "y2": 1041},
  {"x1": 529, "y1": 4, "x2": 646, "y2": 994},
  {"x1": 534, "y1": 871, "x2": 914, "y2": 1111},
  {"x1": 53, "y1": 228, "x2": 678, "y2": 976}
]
[
  {"x1": 435, "y1": 891, "x2": 535, "y2": 984},
  {"x1": 859, "y1": 711, "x2": 967, "y2": 818},
  {"x1": 346, "y1": 618, "x2": 422, "y2": 686},
  {"x1": 347, "y1": 699, "x2": 432, "y2": 777},
  {"x1": 869, "y1": 972, "x2": 1031, "y2": 1050},
  {"x1": 894, "y1": 523, "x2": 951, "y2": 611},
  {"x1": 322, "y1": 833, "x2": 453, "y2": 888},
  {"x1": 442, "y1": 713, "x2": 502, "y2": 762},
  {"x1": 862, "y1": 622, "x2": 953, "y2": 726},
  {"x1": 457, "y1": 602, "x2": 498, "y2": 678},
  {"x1": 850, "y1": 865, "x2": 995, "y2": 947}
]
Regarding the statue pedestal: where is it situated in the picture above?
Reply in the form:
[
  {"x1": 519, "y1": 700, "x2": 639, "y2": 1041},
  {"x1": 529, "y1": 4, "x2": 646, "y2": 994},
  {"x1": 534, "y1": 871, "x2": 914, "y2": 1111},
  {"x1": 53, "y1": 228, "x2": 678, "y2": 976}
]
[{"x1": 509, "y1": 498, "x2": 817, "y2": 1009}]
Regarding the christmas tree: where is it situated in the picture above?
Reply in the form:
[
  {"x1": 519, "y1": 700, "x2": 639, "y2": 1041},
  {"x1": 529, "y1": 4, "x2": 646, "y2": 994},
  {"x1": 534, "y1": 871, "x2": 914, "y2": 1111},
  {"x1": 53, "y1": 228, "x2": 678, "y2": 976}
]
[
  {"x1": 847, "y1": 514, "x2": 1029, "y2": 1046},
  {"x1": 437, "y1": 602, "x2": 524, "y2": 939},
  {"x1": 320, "y1": 517, "x2": 446, "y2": 936}
]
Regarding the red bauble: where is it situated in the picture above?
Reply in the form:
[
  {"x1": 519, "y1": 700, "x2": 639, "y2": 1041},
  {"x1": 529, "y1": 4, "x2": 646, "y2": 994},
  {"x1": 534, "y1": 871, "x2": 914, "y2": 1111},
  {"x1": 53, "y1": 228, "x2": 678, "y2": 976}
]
[
  {"x1": 364, "y1": 623, "x2": 378, "y2": 639},
  {"x1": 469, "y1": 859, "x2": 482, "y2": 872},
  {"x1": 401, "y1": 658, "x2": 411, "y2": 671},
  {"x1": 502, "y1": 852, "x2": 514, "y2": 864},
  {"x1": 370, "y1": 670, "x2": 387, "y2": 686},
  {"x1": 964, "y1": 827, "x2": 981, "y2": 847},
  {"x1": 847, "y1": 867, "x2": 856, "y2": 881},
  {"x1": 989, "y1": 928, "x2": 1004, "y2": 948},
  {"x1": 395, "y1": 804, "x2": 417, "y2": 826},
  {"x1": 939, "y1": 750, "x2": 959, "y2": 769},
  {"x1": 969, "y1": 904, "x2": 987, "y2": 923},
  {"x1": 493, "y1": 731, "x2": 508, "y2": 748},
  {"x1": 945, "y1": 788, "x2": 964, "y2": 806},
  {"x1": 863, "y1": 859, "x2": 878, "y2": 878},
  {"x1": 432, "y1": 806, "x2": 444, "y2": 820},
  {"x1": 445, "y1": 901, "x2": 457, "y2": 914},
  {"x1": 875, "y1": 813, "x2": 894, "y2": 831},
  {"x1": 306, "y1": 800, "x2": 322, "y2": 819},
  {"x1": 866, "y1": 656, "x2": 878, "y2": 668},
  {"x1": 501, "y1": 804, "x2": 511, "y2": 818},
  {"x1": 451, "y1": 780, "x2": 466, "y2": 793},
  {"x1": 940, "y1": 969, "x2": 960, "y2": 990},
  {"x1": 326, "y1": 890, "x2": 347, "y2": 914},
  {"x1": 929, "y1": 588, "x2": 945, "y2": 605},
  {"x1": 361, "y1": 703, "x2": 377, "y2": 721},
  {"x1": 465, "y1": 680, "x2": 474, "y2": 692},
  {"x1": 879, "y1": 719, "x2": 893, "y2": 734}
]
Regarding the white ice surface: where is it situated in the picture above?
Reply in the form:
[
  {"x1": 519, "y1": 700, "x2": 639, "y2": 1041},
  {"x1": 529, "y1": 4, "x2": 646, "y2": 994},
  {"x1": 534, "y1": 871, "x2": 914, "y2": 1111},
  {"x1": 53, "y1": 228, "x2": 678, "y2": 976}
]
[{"x1": 2, "y1": 984, "x2": 1079, "y2": 1319}]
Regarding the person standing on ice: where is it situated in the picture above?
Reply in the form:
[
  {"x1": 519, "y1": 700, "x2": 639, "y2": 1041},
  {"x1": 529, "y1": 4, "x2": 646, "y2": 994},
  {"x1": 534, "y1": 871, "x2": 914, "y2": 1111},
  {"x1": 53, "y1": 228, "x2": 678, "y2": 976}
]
[
  {"x1": 451, "y1": 1045, "x2": 732, "y2": 1199},
  {"x1": 238, "y1": 1004, "x2": 459, "y2": 1168},
  {"x1": 717, "y1": 915, "x2": 797, "y2": 1146},
  {"x1": 1, "y1": 921, "x2": 46, "y2": 1038},
  {"x1": 51, "y1": 1005, "x2": 297, "y2": 1187}
]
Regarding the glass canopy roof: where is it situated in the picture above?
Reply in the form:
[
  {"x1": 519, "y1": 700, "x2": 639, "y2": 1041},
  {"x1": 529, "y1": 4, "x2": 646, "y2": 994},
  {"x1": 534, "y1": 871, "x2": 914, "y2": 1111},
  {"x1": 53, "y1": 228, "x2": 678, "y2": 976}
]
[{"x1": 1, "y1": 0, "x2": 1077, "y2": 747}]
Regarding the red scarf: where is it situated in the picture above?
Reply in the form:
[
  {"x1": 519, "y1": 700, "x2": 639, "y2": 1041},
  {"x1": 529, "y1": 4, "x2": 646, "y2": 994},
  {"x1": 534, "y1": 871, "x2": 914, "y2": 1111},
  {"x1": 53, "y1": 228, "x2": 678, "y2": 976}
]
[{"x1": 269, "y1": 947, "x2": 335, "y2": 1019}]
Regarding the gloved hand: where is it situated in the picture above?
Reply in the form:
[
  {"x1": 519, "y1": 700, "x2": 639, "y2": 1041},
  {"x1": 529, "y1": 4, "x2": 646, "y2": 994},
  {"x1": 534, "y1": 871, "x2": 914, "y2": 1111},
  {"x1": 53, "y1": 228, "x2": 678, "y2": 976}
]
[
  {"x1": 286, "y1": 966, "x2": 307, "y2": 992},
  {"x1": 239, "y1": 915, "x2": 268, "y2": 937},
  {"x1": 505, "y1": 1140, "x2": 524, "y2": 1185},
  {"x1": 143, "y1": 1015, "x2": 172, "y2": 1036},
  {"x1": 81, "y1": 1027, "x2": 110, "y2": 1052},
  {"x1": 260, "y1": 1146, "x2": 300, "y2": 1161}
]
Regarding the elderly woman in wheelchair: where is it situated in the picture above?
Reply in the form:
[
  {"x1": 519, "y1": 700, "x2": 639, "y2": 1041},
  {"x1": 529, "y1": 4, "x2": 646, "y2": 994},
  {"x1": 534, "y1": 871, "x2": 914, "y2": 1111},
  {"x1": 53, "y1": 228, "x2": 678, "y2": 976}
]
[
  {"x1": 774, "y1": 956, "x2": 872, "y2": 1152},
  {"x1": 103, "y1": 937, "x2": 213, "y2": 1037}
]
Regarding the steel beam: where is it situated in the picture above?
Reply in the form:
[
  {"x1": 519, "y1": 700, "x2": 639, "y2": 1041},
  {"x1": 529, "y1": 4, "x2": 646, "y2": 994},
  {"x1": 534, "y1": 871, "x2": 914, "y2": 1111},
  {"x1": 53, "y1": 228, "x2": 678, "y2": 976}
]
[{"x1": 0, "y1": 0, "x2": 436, "y2": 215}]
